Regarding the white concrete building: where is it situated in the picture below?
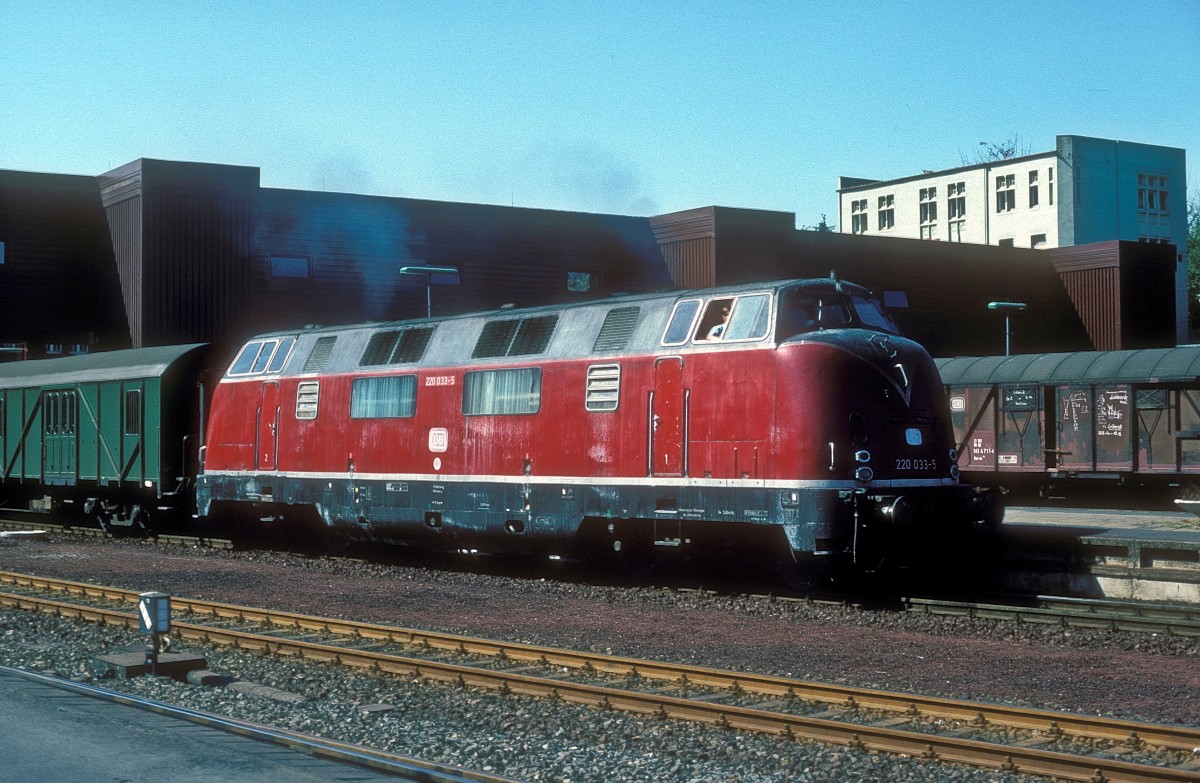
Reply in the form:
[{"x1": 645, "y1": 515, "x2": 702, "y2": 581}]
[{"x1": 837, "y1": 135, "x2": 1188, "y2": 341}]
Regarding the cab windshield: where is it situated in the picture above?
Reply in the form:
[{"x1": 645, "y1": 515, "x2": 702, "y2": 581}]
[{"x1": 775, "y1": 287, "x2": 899, "y2": 340}]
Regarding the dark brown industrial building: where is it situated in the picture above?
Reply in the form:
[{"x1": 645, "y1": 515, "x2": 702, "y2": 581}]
[{"x1": 0, "y1": 158, "x2": 1180, "y2": 361}]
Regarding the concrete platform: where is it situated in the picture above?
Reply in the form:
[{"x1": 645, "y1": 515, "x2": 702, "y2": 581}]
[
  {"x1": 995, "y1": 507, "x2": 1200, "y2": 602},
  {"x1": 0, "y1": 665, "x2": 408, "y2": 783},
  {"x1": 1004, "y1": 505, "x2": 1199, "y2": 531}
]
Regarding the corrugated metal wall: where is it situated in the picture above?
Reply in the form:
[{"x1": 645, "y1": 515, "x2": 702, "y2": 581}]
[
  {"x1": 249, "y1": 189, "x2": 671, "y2": 336},
  {"x1": 101, "y1": 160, "x2": 258, "y2": 348},
  {"x1": 650, "y1": 208, "x2": 717, "y2": 289},
  {"x1": 0, "y1": 170, "x2": 128, "y2": 354},
  {"x1": 1047, "y1": 241, "x2": 1175, "y2": 351},
  {"x1": 1057, "y1": 265, "x2": 1121, "y2": 350},
  {"x1": 100, "y1": 171, "x2": 143, "y2": 346}
]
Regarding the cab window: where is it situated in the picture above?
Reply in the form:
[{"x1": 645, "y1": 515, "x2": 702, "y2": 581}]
[{"x1": 662, "y1": 299, "x2": 701, "y2": 346}]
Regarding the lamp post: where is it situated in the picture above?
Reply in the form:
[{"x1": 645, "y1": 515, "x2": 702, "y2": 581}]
[
  {"x1": 398, "y1": 265, "x2": 460, "y2": 318},
  {"x1": 987, "y1": 301, "x2": 1027, "y2": 356}
]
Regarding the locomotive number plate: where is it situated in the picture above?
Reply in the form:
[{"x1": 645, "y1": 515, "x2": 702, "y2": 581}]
[{"x1": 895, "y1": 458, "x2": 937, "y2": 471}]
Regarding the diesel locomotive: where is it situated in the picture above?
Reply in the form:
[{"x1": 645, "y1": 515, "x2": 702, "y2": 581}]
[{"x1": 1, "y1": 278, "x2": 1000, "y2": 583}]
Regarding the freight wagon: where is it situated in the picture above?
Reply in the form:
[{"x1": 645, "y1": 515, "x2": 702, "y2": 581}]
[
  {"x1": 0, "y1": 344, "x2": 209, "y2": 530},
  {"x1": 936, "y1": 347, "x2": 1200, "y2": 502}
]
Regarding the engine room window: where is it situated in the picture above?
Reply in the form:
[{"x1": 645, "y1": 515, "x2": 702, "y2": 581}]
[
  {"x1": 351, "y1": 375, "x2": 417, "y2": 419},
  {"x1": 473, "y1": 316, "x2": 558, "y2": 358},
  {"x1": 462, "y1": 368, "x2": 541, "y2": 416},
  {"x1": 361, "y1": 327, "x2": 435, "y2": 366},
  {"x1": 662, "y1": 299, "x2": 701, "y2": 346}
]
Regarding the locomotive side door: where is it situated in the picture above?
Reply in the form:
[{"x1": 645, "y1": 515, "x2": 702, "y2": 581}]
[
  {"x1": 256, "y1": 381, "x2": 280, "y2": 471},
  {"x1": 650, "y1": 357, "x2": 685, "y2": 477}
]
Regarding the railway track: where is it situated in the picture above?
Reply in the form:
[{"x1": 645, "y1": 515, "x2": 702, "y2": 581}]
[
  {"x1": 1, "y1": 570, "x2": 1197, "y2": 783},
  {"x1": 4, "y1": 515, "x2": 1199, "y2": 636}
]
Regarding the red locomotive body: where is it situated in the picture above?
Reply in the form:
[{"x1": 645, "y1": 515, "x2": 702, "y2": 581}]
[{"x1": 198, "y1": 278, "x2": 999, "y2": 579}]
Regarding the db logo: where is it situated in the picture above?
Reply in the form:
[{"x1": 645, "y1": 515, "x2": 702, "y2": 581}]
[
  {"x1": 950, "y1": 396, "x2": 966, "y2": 412},
  {"x1": 428, "y1": 428, "x2": 449, "y2": 453}
]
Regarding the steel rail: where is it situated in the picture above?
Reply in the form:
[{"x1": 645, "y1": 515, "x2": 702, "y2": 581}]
[
  {"x1": 1, "y1": 569, "x2": 1197, "y2": 751},
  {"x1": 0, "y1": 517, "x2": 234, "y2": 548},
  {"x1": 0, "y1": 664, "x2": 522, "y2": 783},
  {"x1": 1, "y1": 575, "x2": 1198, "y2": 782},
  {"x1": 904, "y1": 596, "x2": 1200, "y2": 636}
]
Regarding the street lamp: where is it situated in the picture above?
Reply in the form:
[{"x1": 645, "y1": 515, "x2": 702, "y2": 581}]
[
  {"x1": 987, "y1": 301, "x2": 1027, "y2": 356},
  {"x1": 398, "y1": 265, "x2": 460, "y2": 318}
]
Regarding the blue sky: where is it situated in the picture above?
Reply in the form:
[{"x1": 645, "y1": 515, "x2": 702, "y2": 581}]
[{"x1": 2, "y1": 0, "x2": 1197, "y2": 226}]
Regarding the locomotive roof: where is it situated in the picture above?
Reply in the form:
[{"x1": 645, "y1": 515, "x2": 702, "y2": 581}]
[
  {"x1": 935, "y1": 346, "x2": 1200, "y2": 386},
  {"x1": 232, "y1": 277, "x2": 879, "y2": 378},
  {"x1": 252, "y1": 277, "x2": 867, "y2": 338},
  {"x1": 0, "y1": 343, "x2": 207, "y2": 389}
]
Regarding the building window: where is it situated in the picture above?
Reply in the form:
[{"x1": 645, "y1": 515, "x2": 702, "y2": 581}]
[
  {"x1": 850, "y1": 199, "x2": 868, "y2": 234},
  {"x1": 350, "y1": 375, "x2": 417, "y2": 419},
  {"x1": 948, "y1": 221, "x2": 964, "y2": 242},
  {"x1": 567, "y1": 271, "x2": 592, "y2": 292},
  {"x1": 947, "y1": 182, "x2": 965, "y2": 219},
  {"x1": 1028, "y1": 171, "x2": 1039, "y2": 208},
  {"x1": 1048, "y1": 168, "x2": 1054, "y2": 205},
  {"x1": 270, "y1": 256, "x2": 311, "y2": 279},
  {"x1": 919, "y1": 187, "x2": 938, "y2": 225},
  {"x1": 877, "y1": 194, "x2": 895, "y2": 230},
  {"x1": 1138, "y1": 174, "x2": 1170, "y2": 214},
  {"x1": 463, "y1": 368, "x2": 541, "y2": 416},
  {"x1": 1031, "y1": 233, "x2": 1047, "y2": 248},
  {"x1": 995, "y1": 174, "x2": 1015, "y2": 212},
  {"x1": 998, "y1": 238, "x2": 1015, "y2": 248}
]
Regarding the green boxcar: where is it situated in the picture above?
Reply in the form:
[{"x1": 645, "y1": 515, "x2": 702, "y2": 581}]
[{"x1": 0, "y1": 344, "x2": 209, "y2": 530}]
